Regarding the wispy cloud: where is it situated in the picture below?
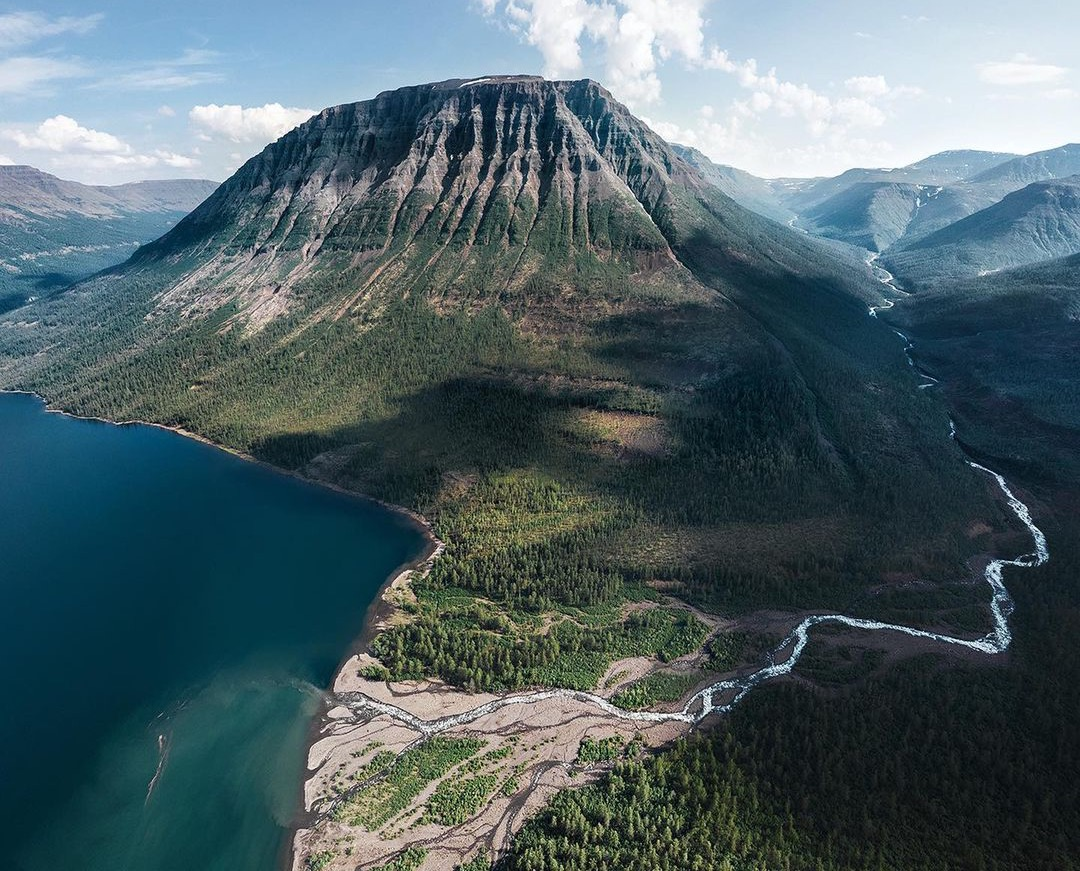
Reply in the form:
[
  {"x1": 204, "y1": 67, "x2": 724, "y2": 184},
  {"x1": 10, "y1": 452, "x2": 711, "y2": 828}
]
[
  {"x1": 978, "y1": 54, "x2": 1068, "y2": 86},
  {"x1": 477, "y1": 0, "x2": 920, "y2": 176},
  {"x1": 481, "y1": 0, "x2": 709, "y2": 105},
  {"x1": 91, "y1": 49, "x2": 225, "y2": 92},
  {"x1": 189, "y1": 103, "x2": 316, "y2": 143},
  {"x1": 0, "y1": 11, "x2": 102, "y2": 51},
  {"x1": 0, "y1": 11, "x2": 99, "y2": 97},
  {"x1": 0, "y1": 56, "x2": 87, "y2": 95},
  {"x1": 703, "y1": 51, "x2": 919, "y2": 136}
]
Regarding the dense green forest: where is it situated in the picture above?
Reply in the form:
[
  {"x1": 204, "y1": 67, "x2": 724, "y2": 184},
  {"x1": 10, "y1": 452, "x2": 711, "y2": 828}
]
[
  {"x1": 890, "y1": 255, "x2": 1080, "y2": 485},
  {"x1": 0, "y1": 77, "x2": 1012, "y2": 696},
  {"x1": 498, "y1": 517, "x2": 1080, "y2": 870},
  {"x1": 492, "y1": 246, "x2": 1080, "y2": 871}
]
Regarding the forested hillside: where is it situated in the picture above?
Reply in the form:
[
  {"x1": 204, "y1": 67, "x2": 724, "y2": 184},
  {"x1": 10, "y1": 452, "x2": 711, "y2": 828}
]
[
  {"x1": 500, "y1": 524, "x2": 1080, "y2": 870},
  {"x1": 496, "y1": 225, "x2": 1080, "y2": 871},
  {"x1": 890, "y1": 254, "x2": 1080, "y2": 483},
  {"x1": 884, "y1": 177, "x2": 1080, "y2": 289}
]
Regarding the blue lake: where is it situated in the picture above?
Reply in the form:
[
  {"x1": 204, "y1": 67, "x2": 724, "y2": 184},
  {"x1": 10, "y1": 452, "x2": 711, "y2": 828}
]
[{"x1": 0, "y1": 392, "x2": 425, "y2": 870}]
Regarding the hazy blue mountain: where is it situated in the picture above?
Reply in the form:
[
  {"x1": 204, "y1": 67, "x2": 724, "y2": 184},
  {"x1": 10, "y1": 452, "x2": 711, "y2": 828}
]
[
  {"x1": 896, "y1": 144, "x2": 1080, "y2": 244},
  {"x1": 0, "y1": 165, "x2": 217, "y2": 312},
  {"x1": 883, "y1": 176, "x2": 1080, "y2": 288},
  {"x1": 904, "y1": 149, "x2": 1019, "y2": 181},
  {"x1": 967, "y1": 143, "x2": 1080, "y2": 192},
  {"x1": 773, "y1": 150, "x2": 1017, "y2": 215},
  {"x1": 803, "y1": 181, "x2": 941, "y2": 251},
  {"x1": 671, "y1": 144, "x2": 794, "y2": 223}
]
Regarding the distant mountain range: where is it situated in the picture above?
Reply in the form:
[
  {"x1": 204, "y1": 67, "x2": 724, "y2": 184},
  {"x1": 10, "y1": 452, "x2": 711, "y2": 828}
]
[
  {"x1": 722, "y1": 143, "x2": 1080, "y2": 288},
  {"x1": 774, "y1": 149, "x2": 1019, "y2": 215},
  {"x1": 0, "y1": 166, "x2": 217, "y2": 312},
  {"x1": 883, "y1": 176, "x2": 1080, "y2": 288},
  {"x1": 671, "y1": 144, "x2": 795, "y2": 224}
]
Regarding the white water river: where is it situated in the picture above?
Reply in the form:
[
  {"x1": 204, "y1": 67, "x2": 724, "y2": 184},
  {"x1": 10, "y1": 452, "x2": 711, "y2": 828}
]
[{"x1": 336, "y1": 257, "x2": 1050, "y2": 735}]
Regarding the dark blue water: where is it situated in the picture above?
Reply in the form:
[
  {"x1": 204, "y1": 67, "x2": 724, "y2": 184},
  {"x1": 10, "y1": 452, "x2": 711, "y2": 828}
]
[{"x1": 0, "y1": 392, "x2": 424, "y2": 870}]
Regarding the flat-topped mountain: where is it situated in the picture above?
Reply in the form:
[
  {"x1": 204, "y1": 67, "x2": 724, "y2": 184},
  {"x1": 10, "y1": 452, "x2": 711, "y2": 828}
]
[
  {"x1": 0, "y1": 166, "x2": 217, "y2": 311},
  {"x1": 0, "y1": 165, "x2": 216, "y2": 218},
  {"x1": 126, "y1": 75, "x2": 860, "y2": 332},
  {"x1": 0, "y1": 77, "x2": 979, "y2": 645}
]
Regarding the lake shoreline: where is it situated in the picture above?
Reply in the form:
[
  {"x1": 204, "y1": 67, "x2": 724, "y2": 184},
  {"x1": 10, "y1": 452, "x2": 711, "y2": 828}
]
[{"x1": 0, "y1": 389, "x2": 446, "y2": 871}]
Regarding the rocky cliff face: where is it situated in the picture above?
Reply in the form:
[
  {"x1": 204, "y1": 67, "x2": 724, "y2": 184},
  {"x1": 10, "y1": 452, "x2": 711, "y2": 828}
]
[{"x1": 129, "y1": 77, "x2": 739, "y2": 327}]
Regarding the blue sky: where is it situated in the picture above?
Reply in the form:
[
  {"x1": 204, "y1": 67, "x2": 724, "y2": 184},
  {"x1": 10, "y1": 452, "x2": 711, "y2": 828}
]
[{"x1": 0, "y1": 1, "x2": 1076, "y2": 184}]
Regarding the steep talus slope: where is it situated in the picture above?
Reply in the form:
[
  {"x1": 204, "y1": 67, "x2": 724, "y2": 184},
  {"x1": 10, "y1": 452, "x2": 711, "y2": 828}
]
[
  {"x1": 119, "y1": 76, "x2": 870, "y2": 336},
  {"x1": 884, "y1": 176, "x2": 1080, "y2": 288},
  {"x1": 131, "y1": 77, "x2": 689, "y2": 328},
  {"x1": 0, "y1": 165, "x2": 217, "y2": 312}
]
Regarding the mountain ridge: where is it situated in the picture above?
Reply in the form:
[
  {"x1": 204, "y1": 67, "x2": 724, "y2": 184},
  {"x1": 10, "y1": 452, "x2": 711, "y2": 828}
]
[
  {"x1": 0, "y1": 164, "x2": 218, "y2": 218},
  {"x1": 884, "y1": 175, "x2": 1080, "y2": 288}
]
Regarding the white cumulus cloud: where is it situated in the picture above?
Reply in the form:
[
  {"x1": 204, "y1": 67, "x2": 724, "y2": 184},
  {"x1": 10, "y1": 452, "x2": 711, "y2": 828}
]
[
  {"x1": 477, "y1": 0, "x2": 920, "y2": 174},
  {"x1": 189, "y1": 103, "x2": 316, "y2": 143},
  {"x1": 484, "y1": 0, "x2": 709, "y2": 105},
  {"x1": 705, "y1": 50, "x2": 907, "y2": 136},
  {"x1": 845, "y1": 75, "x2": 890, "y2": 98},
  {"x1": 7, "y1": 115, "x2": 131, "y2": 155},
  {"x1": 2, "y1": 115, "x2": 200, "y2": 175},
  {"x1": 978, "y1": 54, "x2": 1068, "y2": 86},
  {"x1": 152, "y1": 149, "x2": 200, "y2": 169}
]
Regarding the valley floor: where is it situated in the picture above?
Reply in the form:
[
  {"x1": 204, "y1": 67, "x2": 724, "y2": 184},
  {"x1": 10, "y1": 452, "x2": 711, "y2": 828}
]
[{"x1": 289, "y1": 460, "x2": 1046, "y2": 871}]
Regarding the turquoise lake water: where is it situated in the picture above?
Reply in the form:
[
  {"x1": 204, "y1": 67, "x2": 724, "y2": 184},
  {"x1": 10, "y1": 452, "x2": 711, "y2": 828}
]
[{"x1": 0, "y1": 392, "x2": 425, "y2": 870}]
